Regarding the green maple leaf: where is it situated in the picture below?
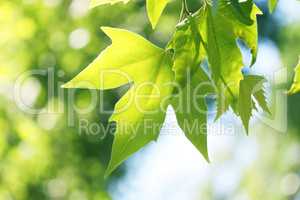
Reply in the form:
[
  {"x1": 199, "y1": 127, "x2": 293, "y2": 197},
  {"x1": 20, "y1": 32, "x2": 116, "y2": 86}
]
[
  {"x1": 268, "y1": 0, "x2": 278, "y2": 13},
  {"x1": 238, "y1": 75, "x2": 268, "y2": 133},
  {"x1": 253, "y1": 88, "x2": 270, "y2": 114},
  {"x1": 90, "y1": 0, "x2": 169, "y2": 28},
  {"x1": 63, "y1": 27, "x2": 174, "y2": 176},
  {"x1": 198, "y1": 1, "x2": 261, "y2": 118},
  {"x1": 171, "y1": 67, "x2": 212, "y2": 161},
  {"x1": 147, "y1": 0, "x2": 169, "y2": 28},
  {"x1": 168, "y1": 16, "x2": 214, "y2": 160},
  {"x1": 288, "y1": 56, "x2": 300, "y2": 95},
  {"x1": 168, "y1": 14, "x2": 206, "y2": 86}
]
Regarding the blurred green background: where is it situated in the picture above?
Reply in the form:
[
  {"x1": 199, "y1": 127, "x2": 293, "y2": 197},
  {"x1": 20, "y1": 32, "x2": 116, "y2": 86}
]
[{"x1": 0, "y1": 0, "x2": 300, "y2": 199}]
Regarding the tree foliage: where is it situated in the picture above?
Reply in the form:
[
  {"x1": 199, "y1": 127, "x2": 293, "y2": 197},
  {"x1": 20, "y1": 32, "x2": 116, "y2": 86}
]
[{"x1": 64, "y1": 0, "x2": 282, "y2": 175}]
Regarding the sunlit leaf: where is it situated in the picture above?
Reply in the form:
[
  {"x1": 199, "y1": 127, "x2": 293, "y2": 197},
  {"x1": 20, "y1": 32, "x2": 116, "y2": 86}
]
[
  {"x1": 288, "y1": 57, "x2": 300, "y2": 95},
  {"x1": 268, "y1": 0, "x2": 278, "y2": 13},
  {"x1": 168, "y1": 14, "x2": 205, "y2": 86},
  {"x1": 239, "y1": 75, "x2": 267, "y2": 133},
  {"x1": 172, "y1": 68, "x2": 212, "y2": 161},
  {"x1": 168, "y1": 17, "x2": 214, "y2": 160},
  {"x1": 253, "y1": 88, "x2": 270, "y2": 114},
  {"x1": 64, "y1": 27, "x2": 174, "y2": 176},
  {"x1": 146, "y1": 0, "x2": 169, "y2": 28},
  {"x1": 198, "y1": 2, "x2": 261, "y2": 118}
]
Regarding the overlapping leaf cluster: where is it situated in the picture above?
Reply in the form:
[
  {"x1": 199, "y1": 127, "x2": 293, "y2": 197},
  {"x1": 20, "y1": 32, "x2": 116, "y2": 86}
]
[{"x1": 64, "y1": 0, "x2": 271, "y2": 175}]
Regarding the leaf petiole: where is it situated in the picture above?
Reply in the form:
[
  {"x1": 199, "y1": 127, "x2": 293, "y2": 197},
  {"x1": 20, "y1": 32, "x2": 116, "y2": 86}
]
[{"x1": 179, "y1": 0, "x2": 191, "y2": 21}]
